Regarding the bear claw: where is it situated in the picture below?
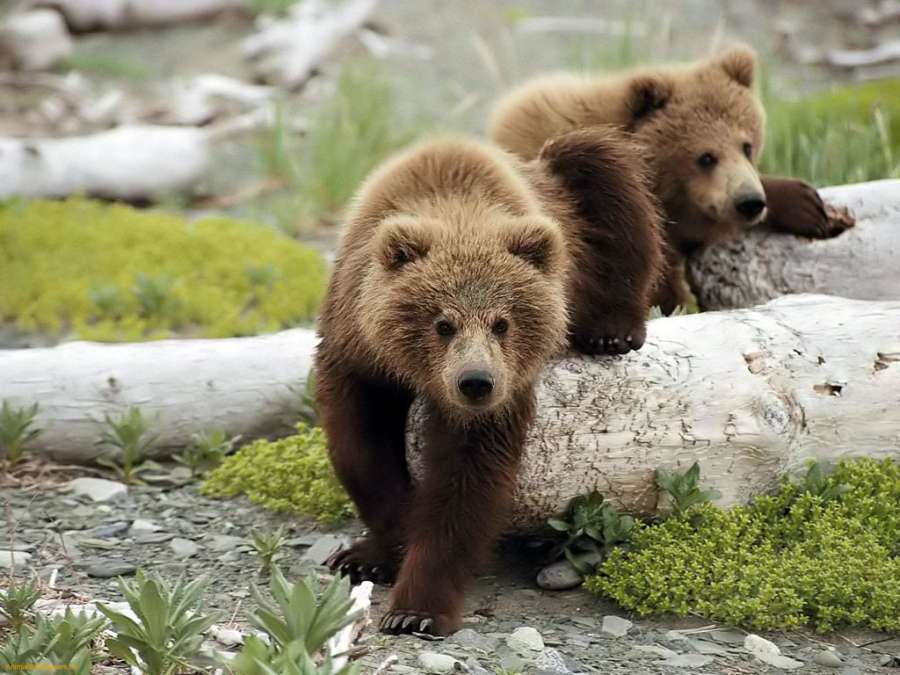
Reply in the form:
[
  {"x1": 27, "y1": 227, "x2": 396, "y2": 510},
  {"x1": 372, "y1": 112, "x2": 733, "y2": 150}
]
[
  {"x1": 379, "y1": 610, "x2": 438, "y2": 636},
  {"x1": 326, "y1": 541, "x2": 398, "y2": 586}
]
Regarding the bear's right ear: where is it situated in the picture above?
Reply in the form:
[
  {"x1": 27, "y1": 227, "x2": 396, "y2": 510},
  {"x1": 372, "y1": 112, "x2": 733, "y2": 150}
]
[
  {"x1": 503, "y1": 219, "x2": 564, "y2": 274},
  {"x1": 626, "y1": 74, "x2": 672, "y2": 123},
  {"x1": 376, "y1": 215, "x2": 433, "y2": 270}
]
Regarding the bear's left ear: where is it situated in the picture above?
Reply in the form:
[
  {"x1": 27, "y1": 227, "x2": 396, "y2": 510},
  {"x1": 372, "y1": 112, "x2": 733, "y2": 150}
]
[
  {"x1": 503, "y1": 219, "x2": 564, "y2": 274},
  {"x1": 376, "y1": 215, "x2": 434, "y2": 270},
  {"x1": 716, "y1": 46, "x2": 757, "y2": 88},
  {"x1": 626, "y1": 74, "x2": 672, "y2": 123}
]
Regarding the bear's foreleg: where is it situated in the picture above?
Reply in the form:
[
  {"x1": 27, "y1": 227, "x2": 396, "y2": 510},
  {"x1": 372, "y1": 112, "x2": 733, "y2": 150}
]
[
  {"x1": 538, "y1": 127, "x2": 665, "y2": 355},
  {"x1": 761, "y1": 176, "x2": 853, "y2": 239},
  {"x1": 315, "y1": 363, "x2": 414, "y2": 585},
  {"x1": 379, "y1": 394, "x2": 534, "y2": 636}
]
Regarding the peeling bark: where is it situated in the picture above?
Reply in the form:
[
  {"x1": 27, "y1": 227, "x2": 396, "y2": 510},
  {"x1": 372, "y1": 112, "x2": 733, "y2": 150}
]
[
  {"x1": 688, "y1": 180, "x2": 900, "y2": 312},
  {"x1": 408, "y1": 295, "x2": 900, "y2": 530}
]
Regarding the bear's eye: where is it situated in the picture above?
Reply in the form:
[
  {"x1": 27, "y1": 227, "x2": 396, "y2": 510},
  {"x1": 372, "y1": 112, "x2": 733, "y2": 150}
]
[
  {"x1": 435, "y1": 320, "x2": 456, "y2": 337},
  {"x1": 492, "y1": 318, "x2": 509, "y2": 336},
  {"x1": 697, "y1": 152, "x2": 718, "y2": 169},
  {"x1": 742, "y1": 142, "x2": 753, "y2": 159}
]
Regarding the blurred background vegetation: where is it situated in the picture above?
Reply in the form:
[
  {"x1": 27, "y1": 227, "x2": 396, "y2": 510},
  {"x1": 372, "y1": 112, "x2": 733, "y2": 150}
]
[{"x1": 0, "y1": 0, "x2": 898, "y2": 345}]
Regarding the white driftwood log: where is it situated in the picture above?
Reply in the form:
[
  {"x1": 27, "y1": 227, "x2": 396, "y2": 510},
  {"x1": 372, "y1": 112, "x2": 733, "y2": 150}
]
[
  {"x1": 30, "y1": 0, "x2": 243, "y2": 32},
  {"x1": 0, "y1": 9, "x2": 72, "y2": 71},
  {"x1": 0, "y1": 125, "x2": 212, "y2": 201},
  {"x1": 0, "y1": 329, "x2": 317, "y2": 463},
  {"x1": 241, "y1": 0, "x2": 378, "y2": 89},
  {"x1": 407, "y1": 294, "x2": 900, "y2": 530},
  {"x1": 688, "y1": 180, "x2": 900, "y2": 311}
]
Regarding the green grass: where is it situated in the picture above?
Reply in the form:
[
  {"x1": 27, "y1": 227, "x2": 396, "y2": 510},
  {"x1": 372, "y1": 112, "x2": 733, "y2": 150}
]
[
  {"x1": 58, "y1": 51, "x2": 157, "y2": 80},
  {"x1": 201, "y1": 424, "x2": 354, "y2": 524},
  {"x1": 243, "y1": 0, "x2": 299, "y2": 16},
  {"x1": 762, "y1": 79, "x2": 900, "y2": 186},
  {"x1": 0, "y1": 198, "x2": 327, "y2": 341},
  {"x1": 258, "y1": 60, "x2": 422, "y2": 233},
  {"x1": 588, "y1": 458, "x2": 900, "y2": 633}
]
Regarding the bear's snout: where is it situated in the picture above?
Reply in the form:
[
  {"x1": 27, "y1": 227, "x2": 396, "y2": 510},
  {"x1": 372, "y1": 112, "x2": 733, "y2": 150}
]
[
  {"x1": 734, "y1": 192, "x2": 767, "y2": 222},
  {"x1": 457, "y1": 369, "x2": 495, "y2": 403}
]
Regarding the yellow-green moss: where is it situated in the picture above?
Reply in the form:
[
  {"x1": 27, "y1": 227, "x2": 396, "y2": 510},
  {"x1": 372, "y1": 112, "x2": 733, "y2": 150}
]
[
  {"x1": 0, "y1": 198, "x2": 327, "y2": 341},
  {"x1": 587, "y1": 458, "x2": 900, "y2": 632},
  {"x1": 201, "y1": 424, "x2": 353, "y2": 524}
]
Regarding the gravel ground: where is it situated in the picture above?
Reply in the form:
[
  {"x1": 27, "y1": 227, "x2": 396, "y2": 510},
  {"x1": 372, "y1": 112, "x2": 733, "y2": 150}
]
[{"x1": 3, "y1": 465, "x2": 899, "y2": 674}]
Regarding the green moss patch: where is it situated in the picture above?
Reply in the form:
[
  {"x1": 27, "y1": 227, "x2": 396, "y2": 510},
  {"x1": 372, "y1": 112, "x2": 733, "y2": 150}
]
[
  {"x1": 0, "y1": 198, "x2": 327, "y2": 341},
  {"x1": 201, "y1": 424, "x2": 353, "y2": 524},
  {"x1": 587, "y1": 458, "x2": 900, "y2": 632}
]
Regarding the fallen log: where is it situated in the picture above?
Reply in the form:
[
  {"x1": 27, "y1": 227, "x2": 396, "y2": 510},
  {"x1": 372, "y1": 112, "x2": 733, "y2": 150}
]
[
  {"x1": 688, "y1": 180, "x2": 900, "y2": 311},
  {"x1": 407, "y1": 294, "x2": 900, "y2": 530},
  {"x1": 0, "y1": 328, "x2": 317, "y2": 463}
]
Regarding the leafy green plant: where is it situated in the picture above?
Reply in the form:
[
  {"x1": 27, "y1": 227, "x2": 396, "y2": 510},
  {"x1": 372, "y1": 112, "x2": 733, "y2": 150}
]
[
  {"x1": 655, "y1": 461, "x2": 720, "y2": 516},
  {"x1": 243, "y1": 0, "x2": 299, "y2": 17},
  {"x1": 202, "y1": 424, "x2": 353, "y2": 524},
  {"x1": 0, "y1": 618, "x2": 55, "y2": 673},
  {"x1": 548, "y1": 491, "x2": 635, "y2": 574},
  {"x1": 252, "y1": 526, "x2": 289, "y2": 576},
  {"x1": 0, "y1": 401, "x2": 40, "y2": 466},
  {"x1": 98, "y1": 571, "x2": 217, "y2": 675},
  {"x1": 97, "y1": 407, "x2": 160, "y2": 485},
  {"x1": 798, "y1": 460, "x2": 850, "y2": 502},
  {"x1": 588, "y1": 458, "x2": 900, "y2": 632},
  {"x1": 0, "y1": 198, "x2": 327, "y2": 342},
  {"x1": 174, "y1": 429, "x2": 240, "y2": 478},
  {"x1": 37, "y1": 609, "x2": 108, "y2": 675},
  {"x1": 0, "y1": 575, "x2": 41, "y2": 630}
]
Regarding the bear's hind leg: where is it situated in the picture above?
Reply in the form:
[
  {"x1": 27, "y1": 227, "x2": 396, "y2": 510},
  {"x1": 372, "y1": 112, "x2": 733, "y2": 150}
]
[{"x1": 315, "y1": 364, "x2": 414, "y2": 584}]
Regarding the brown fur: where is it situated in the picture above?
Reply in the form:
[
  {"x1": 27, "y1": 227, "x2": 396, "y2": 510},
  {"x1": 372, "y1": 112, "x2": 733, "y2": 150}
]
[
  {"x1": 315, "y1": 131, "x2": 663, "y2": 636},
  {"x1": 490, "y1": 46, "x2": 848, "y2": 313}
]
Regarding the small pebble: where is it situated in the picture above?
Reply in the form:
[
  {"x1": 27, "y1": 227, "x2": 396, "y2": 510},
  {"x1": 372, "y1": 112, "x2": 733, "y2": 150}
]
[
  {"x1": 813, "y1": 649, "x2": 843, "y2": 668},
  {"x1": 170, "y1": 538, "x2": 200, "y2": 558},
  {"x1": 84, "y1": 561, "x2": 137, "y2": 578},
  {"x1": 69, "y1": 478, "x2": 127, "y2": 502},
  {"x1": 417, "y1": 651, "x2": 466, "y2": 674},
  {"x1": 536, "y1": 560, "x2": 582, "y2": 591},
  {"x1": 0, "y1": 550, "x2": 31, "y2": 568},
  {"x1": 301, "y1": 534, "x2": 349, "y2": 565},
  {"x1": 507, "y1": 626, "x2": 545, "y2": 652},
  {"x1": 601, "y1": 615, "x2": 632, "y2": 638}
]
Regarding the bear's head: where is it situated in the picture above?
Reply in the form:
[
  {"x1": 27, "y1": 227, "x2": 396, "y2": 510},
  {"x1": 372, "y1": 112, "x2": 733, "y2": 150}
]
[
  {"x1": 627, "y1": 47, "x2": 767, "y2": 248},
  {"x1": 361, "y1": 210, "x2": 568, "y2": 421}
]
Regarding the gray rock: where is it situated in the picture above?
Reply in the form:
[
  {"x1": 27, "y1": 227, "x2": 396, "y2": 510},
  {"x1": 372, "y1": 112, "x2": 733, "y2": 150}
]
[
  {"x1": 417, "y1": 651, "x2": 466, "y2": 674},
  {"x1": 687, "y1": 638, "x2": 728, "y2": 655},
  {"x1": 533, "y1": 647, "x2": 570, "y2": 673},
  {"x1": 660, "y1": 653, "x2": 714, "y2": 668},
  {"x1": 208, "y1": 534, "x2": 246, "y2": 552},
  {"x1": 507, "y1": 626, "x2": 545, "y2": 652},
  {"x1": 0, "y1": 550, "x2": 31, "y2": 568},
  {"x1": 85, "y1": 561, "x2": 137, "y2": 578},
  {"x1": 601, "y1": 615, "x2": 632, "y2": 638},
  {"x1": 628, "y1": 645, "x2": 678, "y2": 659},
  {"x1": 497, "y1": 647, "x2": 525, "y2": 673},
  {"x1": 535, "y1": 560, "x2": 582, "y2": 591},
  {"x1": 878, "y1": 654, "x2": 900, "y2": 667},
  {"x1": 301, "y1": 534, "x2": 350, "y2": 565},
  {"x1": 135, "y1": 532, "x2": 175, "y2": 544},
  {"x1": 91, "y1": 521, "x2": 129, "y2": 538},
  {"x1": 69, "y1": 478, "x2": 127, "y2": 502},
  {"x1": 449, "y1": 628, "x2": 497, "y2": 653},
  {"x1": 130, "y1": 519, "x2": 162, "y2": 533},
  {"x1": 170, "y1": 537, "x2": 200, "y2": 558},
  {"x1": 813, "y1": 649, "x2": 843, "y2": 668},
  {"x1": 708, "y1": 629, "x2": 746, "y2": 645}
]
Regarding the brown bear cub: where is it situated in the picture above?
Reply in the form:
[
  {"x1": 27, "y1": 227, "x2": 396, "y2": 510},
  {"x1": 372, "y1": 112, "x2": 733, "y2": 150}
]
[
  {"x1": 315, "y1": 130, "x2": 663, "y2": 636},
  {"x1": 490, "y1": 46, "x2": 853, "y2": 313}
]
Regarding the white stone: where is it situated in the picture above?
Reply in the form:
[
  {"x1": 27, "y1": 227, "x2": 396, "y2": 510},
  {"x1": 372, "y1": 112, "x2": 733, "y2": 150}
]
[
  {"x1": 170, "y1": 538, "x2": 199, "y2": 558},
  {"x1": 69, "y1": 478, "x2": 127, "y2": 502},
  {"x1": 507, "y1": 626, "x2": 545, "y2": 652},
  {"x1": 129, "y1": 519, "x2": 161, "y2": 532},
  {"x1": 417, "y1": 651, "x2": 465, "y2": 674},
  {"x1": 601, "y1": 615, "x2": 632, "y2": 638},
  {"x1": 744, "y1": 634, "x2": 804, "y2": 670},
  {"x1": 532, "y1": 647, "x2": 569, "y2": 673},
  {"x1": 0, "y1": 550, "x2": 31, "y2": 568}
]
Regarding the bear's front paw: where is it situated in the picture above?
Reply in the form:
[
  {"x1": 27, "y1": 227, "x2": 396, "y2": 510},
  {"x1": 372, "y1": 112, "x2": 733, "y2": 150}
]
[
  {"x1": 572, "y1": 320, "x2": 646, "y2": 356},
  {"x1": 379, "y1": 609, "x2": 454, "y2": 636},
  {"x1": 326, "y1": 536, "x2": 400, "y2": 586},
  {"x1": 764, "y1": 178, "x2": 854, "y2": 239}
]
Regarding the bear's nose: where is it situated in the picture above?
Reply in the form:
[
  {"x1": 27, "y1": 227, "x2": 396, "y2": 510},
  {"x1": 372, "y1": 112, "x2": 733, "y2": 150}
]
[
  {"x1": 735, "y1": 194, "x2": 767, "y2": 220},
  {"x1": 457, "y1": 370, "x2": 494, "y2": 402}
]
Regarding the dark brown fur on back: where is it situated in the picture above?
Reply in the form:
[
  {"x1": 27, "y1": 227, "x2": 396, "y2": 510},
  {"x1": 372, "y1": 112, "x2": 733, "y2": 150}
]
[{"x1": 315, "y1": 132, "x2": 663, "y2": 636}]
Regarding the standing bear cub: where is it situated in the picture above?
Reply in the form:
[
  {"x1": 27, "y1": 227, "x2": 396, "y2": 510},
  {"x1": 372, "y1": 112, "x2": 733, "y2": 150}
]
[
  {"x1": 490, "y1": 46, "x2": 852, "y2": 313},
  {"x1": 315, "y1": 130, "x2": 663, "y2": 636}
]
